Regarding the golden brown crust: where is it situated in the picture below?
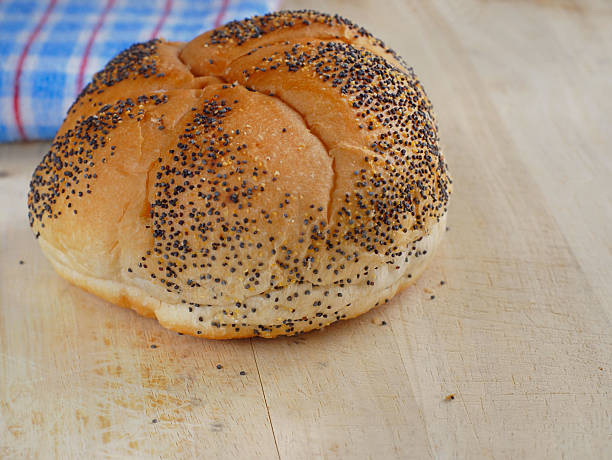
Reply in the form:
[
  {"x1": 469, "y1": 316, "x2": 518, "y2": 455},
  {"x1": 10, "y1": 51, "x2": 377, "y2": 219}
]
[
  {"x1": 180, "y1": 10, "x2": 410, "y2": 76},
  {"x1": 28, "y1": 10, "x2": 451, "y2": 338}
]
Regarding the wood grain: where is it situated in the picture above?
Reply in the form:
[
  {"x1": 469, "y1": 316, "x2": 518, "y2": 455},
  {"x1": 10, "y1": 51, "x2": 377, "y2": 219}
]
[{"x1": 1, "y1": 0, "x2": 611, "y2": 458}]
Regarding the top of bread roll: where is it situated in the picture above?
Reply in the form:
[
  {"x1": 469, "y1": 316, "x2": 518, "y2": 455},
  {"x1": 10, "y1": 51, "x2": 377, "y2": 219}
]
[{"x1": 28, "y1": 10, "x2": 451, "y2": 338}]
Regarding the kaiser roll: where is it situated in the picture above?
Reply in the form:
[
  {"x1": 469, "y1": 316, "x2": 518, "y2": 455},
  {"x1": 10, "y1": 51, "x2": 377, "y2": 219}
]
[{"x1": 28, "y1": 10, "x2": 451, "y2": 339}]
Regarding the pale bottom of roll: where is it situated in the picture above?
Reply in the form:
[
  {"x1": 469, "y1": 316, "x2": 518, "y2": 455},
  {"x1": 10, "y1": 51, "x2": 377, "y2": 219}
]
[{"x1": 39, "y1": 215, "x2": 445, "y2": 339}]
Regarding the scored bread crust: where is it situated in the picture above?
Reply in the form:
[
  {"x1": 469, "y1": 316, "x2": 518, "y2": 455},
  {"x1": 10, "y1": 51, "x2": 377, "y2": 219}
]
[{"x1": 28, "y1": 10, "x2": 451, "y2": 339}]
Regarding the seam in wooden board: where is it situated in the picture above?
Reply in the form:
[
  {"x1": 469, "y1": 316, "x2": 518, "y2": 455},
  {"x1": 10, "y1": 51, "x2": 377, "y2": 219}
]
[
  {"x1": 381, "y1": 1, "x2": 495, "y2": 456},
  {"x1": 416, "y1": 0, "x2": 609, "y2": 313},
  {"x1": 399, "y1": 2, "x2": 497, "y2": 456},
  {"x1": 385, "y1": 314, "x2": 435, "y2": 459},
  {"x1": 395, "y1": 1, "x2": 565, "y2": 458},
  {"x1": 250, "y1": 339, "x2": 281, "y2": 460}
]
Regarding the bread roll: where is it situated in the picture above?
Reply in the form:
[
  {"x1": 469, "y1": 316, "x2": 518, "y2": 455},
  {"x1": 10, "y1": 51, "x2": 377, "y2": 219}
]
[{"x1": 28, "y1": 10, "x2": 451, "y2": 339}]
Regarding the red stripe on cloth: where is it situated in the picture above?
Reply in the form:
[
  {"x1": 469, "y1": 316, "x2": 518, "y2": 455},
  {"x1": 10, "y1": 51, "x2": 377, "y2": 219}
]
[
  {"x1": 214, "y1": 0, "x2": 230, "y2": 28},
  {"x1": 150, "y1": 0, "x2": 173, "y2": 39},
  {"x1": 75, "y1": 0, "x2": 116, "y2": 96},
  {"x1": 13, "y1": 0, "x2": 58, "y2": 141}
]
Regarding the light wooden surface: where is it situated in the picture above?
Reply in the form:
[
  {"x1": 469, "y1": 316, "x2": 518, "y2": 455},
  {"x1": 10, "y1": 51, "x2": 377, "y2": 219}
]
[{"x1": 1, "y1": 0, "x2": 611, "y2": 458}]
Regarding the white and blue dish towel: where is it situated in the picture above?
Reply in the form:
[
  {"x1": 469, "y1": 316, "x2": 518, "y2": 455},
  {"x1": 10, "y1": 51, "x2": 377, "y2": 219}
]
[{"x1": 0, "y1": 0, "x2": 276, "y2": 142}]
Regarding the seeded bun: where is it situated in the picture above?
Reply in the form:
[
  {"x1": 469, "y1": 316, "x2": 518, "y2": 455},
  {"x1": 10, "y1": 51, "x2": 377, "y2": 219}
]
[{"x1": 28, "y1": 10, "x2": 451, "y2": 339}]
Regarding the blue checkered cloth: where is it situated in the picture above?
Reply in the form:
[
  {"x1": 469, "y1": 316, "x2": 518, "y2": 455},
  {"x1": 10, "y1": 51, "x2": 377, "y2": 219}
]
[{"x1": 0, "y1": 0, "x2": 276, "y2": 143}]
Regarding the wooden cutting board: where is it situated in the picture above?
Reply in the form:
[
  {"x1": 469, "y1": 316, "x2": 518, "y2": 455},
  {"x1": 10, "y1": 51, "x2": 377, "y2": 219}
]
[{"x1": 1, "y1": 1, "x2": 610, "y2": 458}]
